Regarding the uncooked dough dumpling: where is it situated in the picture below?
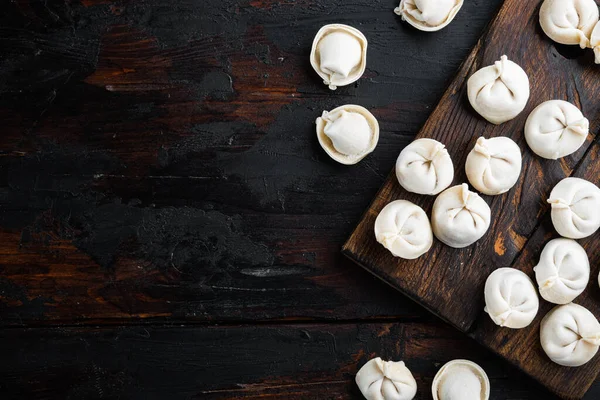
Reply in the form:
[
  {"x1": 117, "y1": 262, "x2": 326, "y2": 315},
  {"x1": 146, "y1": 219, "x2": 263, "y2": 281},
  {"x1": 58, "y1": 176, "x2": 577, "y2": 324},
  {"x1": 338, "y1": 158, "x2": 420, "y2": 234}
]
[
  {"x1": 465, "y1": 136, "x2": 522, "y2": 195},
  {"x1": 431, "y1": 184, "x2": 491, "y2": 248},
  {"x1": 539, "y1": 0, "x2": 599, "y2": 49},
  {"x1": 375, "y1": 200, "x2": 433, "y2": 260},
  {"x1": 356, "y1": 357, "x2": 418, "y2": 400},
  {"x1": 396, "y1": 138, "x2": 454, "y2": 195},
  {"x1": 540, "y1": 303, "x2": 600, "y2": 367},
  {"x1": 394, "y1": 0, "x2": 463, "y2": 32},
  {"x1": 592, "y1": 21, "x2": 600, "y2": 64},
  {"x1": 310, "y1": 24, "x2": 368, "y2": 90},
  {"x1": 534, "y1": 238, "x2": 590, "y2": 305},
  {"x1": 316, "y1": 105, "x2": 379, "y2": 165},
  {"x1": 484, "y1": 268, "x2": 539, "y2": 329},
  {"x1": 547, "y1": 177, "x2": 600, "y2": 239},
  {"x1": 432, "y1": 360, "x2": 490, "y2": 400},
  {"x1": 467, "y1": 55, "x2": 530, "y2": 125},
  {"x1": 524, "y1": 100, "x2": 589, "y2": 160}
]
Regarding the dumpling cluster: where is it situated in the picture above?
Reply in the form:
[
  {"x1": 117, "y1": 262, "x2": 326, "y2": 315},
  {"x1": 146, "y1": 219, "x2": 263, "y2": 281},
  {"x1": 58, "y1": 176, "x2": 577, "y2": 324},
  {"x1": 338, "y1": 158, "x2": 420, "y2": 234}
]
[
  {"x1": 431, "y1": 360, "x2": 490, "y2": 400},
  {"x1": 547, "y1": 177, "x2": 600, "y2": 239},
  {"x1": 356, "y1": 358, "x2": 418, "y2": 400},
  {"x1": 539, "y1": 0, "x2": 599, "y2": 51},
  {"x1": 394, "y1": 0, "x2": 464, "y2": 32}
]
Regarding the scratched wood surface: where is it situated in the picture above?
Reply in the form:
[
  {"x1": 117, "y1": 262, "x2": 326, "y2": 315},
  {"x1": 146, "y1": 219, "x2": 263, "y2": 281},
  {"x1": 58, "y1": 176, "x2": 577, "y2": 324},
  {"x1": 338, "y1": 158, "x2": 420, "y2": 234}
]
[
  {"x1": 1, "y1": 0, "x2": 600, "y2": 398},
  {"x1": 342, "y1": 0, "x2": 600, "y2": 398}
]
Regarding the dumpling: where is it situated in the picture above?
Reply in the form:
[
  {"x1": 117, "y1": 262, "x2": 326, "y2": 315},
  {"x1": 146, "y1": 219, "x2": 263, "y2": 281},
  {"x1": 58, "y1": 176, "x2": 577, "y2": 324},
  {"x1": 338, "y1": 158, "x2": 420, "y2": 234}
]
[
  {"x1": 534, "y1": 239, "x2": 590, "y2": 305},
  {"x1": 539, "y1": 0, "x2": 599, "y2": 49},
  {"x1": 374, "y1": 200, "x2": 433, "y2": 259},
  {"x1": 394, "y1": 0, "x2": 463, "y2": 32},
  {"x1": 465, "y1": 136, "x2": 522, "y2": 195},
  {"x1": 356, "y1": 358, "x2": 417, "y2": 400},
  {"x1": 540, "y1": 303, "x2": 600, "y2": 367},
  {"x1": 592, "y1": 21, "x2": 600, "y2": 63},
  {"x1": 484, "y1": 268, "x2": 539, "y2": 329},
  {"x1": 431, "y1": 184, "x2": 491, "y2": 248},
  {"x1": 431, "y1": 360, "x2": 490, "y2": 400},
  {"x1": 310, "y1": 24, "x2": 368, "y2": 90},
  {"x1": 395, "y1": 138, "x2": 454, "y2": 195},
  {"x1": 547, "y1": 177, "x2": 600, "y2": 239},
  {"x1": 316, "y1": 105, "x2": 379, "y2": 165},
  {"x1": 524, "y1": 100, "x2": 589, "y2": 160},
  {"x1": 467, "y1": 55, "x2": 530, "y2": 125}
]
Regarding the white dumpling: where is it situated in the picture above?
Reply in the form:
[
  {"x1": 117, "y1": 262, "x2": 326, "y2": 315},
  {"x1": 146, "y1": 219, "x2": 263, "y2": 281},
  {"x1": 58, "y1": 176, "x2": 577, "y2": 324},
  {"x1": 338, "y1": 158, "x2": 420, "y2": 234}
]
[
  {"x1": 592, "y1": 21, "x2": 600, "y2": 64},
  {"x1": 540, "y1": 303, "x2": 600, "y2": 367},
  {"x1": 395, "y1": 139, "x2": 454, "y2": 195},
  {"x1": 356, "y1": 358, "x2": 417, "y2": 400},
  {"x1": 524, "y1": 100, "x2": 589, "y2": 160},
  {"x1": 539, "y1": 0, "x2": 599, "y2": 49},
  {"x1": 316, "y1": 105, "x2": 379, "y2": 165},
  {"x1": 431, "y1": 360, "x2": 490, "y2": 400},
  {"x1": 465, "y1": 136, "x2": 522, "y2": 195},
  {"x1": 432, "y1": 184, "x2": 491, "y2": 248},
  {"x1": 310, "y1": 24, "x2": 368, "y2": 90},
  {"x1": 467, "y1": 55, "x2": 530, "y2": 125},
  {"x1": 547, "y1": 177, "x2": 600, "y2": 239},
  {"x1": 394, "y1": 0, "x2": 463, "y2": 32},
  {"x1": 484, "y1": 268, "x2": 539, "y2": 329},
  {"x1": 374, "y1": 200, "x2": 433, "y2": 260},
  {"x1": 534, "y1": 239, "x2": 590, "y2": 305}
]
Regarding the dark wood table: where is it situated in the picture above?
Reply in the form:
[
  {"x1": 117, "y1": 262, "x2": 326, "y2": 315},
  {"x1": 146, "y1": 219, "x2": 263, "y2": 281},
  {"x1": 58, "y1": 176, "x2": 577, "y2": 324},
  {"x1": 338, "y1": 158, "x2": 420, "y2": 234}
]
[{"x1": 0, "y1": 1, "x2": 598, "y2": 399}]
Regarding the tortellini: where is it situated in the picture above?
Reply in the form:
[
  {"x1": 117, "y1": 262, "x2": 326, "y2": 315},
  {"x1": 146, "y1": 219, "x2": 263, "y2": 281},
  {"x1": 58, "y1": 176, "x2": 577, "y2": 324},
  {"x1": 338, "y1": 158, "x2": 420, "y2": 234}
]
[
  {"x1": 539, "y1": 0, "x2": 599, "y2": 49},
  {"x1": 374, "y1": 200, "x2": 433, "y2": 260},
  {"x1": 310, "y1": 24, "x2": 368, "y2": 90},
  {"x1": 465, "y1": 136, "x2": 522, "y2": 195},
  {"x1": 395, "y1": 138, "x2": 454, "y2": 195},
  {"x1": 431, "y1": 360, "x2": 490, "y2": 400},
  {"x1": 534, "y1": 239, "x2": 590, "y2": 305},
  {"x1": 467, "y1": 55, "x2": 530, "y2": 125},
  {"x1": 432, "y1": 184, "x2": 491, "y2": 248},
  {"x1": 547, "y1": 177, "x2": 600, "y2": 239},
  {"x1": 524, "y1": 100, "x2": 589, "y2": 160},
  {"x1": 540, "y1": 303, "x2": 600, "y2": 367},
  {"x1": 394, "y1": 0, "x2": 463, "y2": 32},
  {"x1": 356, "y1": 358, "x2": 418, "y2": 400},
  {"x1": 316, "y1": 105, "x2": 379, "y2": 165},
  {"x1": 484, "y1": 268, "x2": 539, "y2": 329},
  {"x1": 592, "y1": 21, "x2": 600, "y2": 64}
]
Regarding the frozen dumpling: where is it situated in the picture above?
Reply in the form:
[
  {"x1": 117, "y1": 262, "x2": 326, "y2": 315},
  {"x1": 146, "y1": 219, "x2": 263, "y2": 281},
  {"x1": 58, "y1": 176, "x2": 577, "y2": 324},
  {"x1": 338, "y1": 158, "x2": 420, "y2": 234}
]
[
  {"x1": 432, "y1": 184, "x2": 491, "y2": 248},
  {"x1": 539, "y1": 0, "x2": 599, "y2": 49},
  {"x1": 465, "y1": 136, "x2": 522, "y2": 195},
  {"x1": 310, "y1": 24, "x2": 368, "y2": 90},
  {"x1": 375, "y1": 200, "x2": 433, "y2": 260},
  {"x1": 394, "y1": 0, "x2": 463, "y2": 32},
  {"x1": 534, "y1": 238, "x2": 590, "y2": 305},
  {"x1": 524, "y1": 100, "x2": 589, "y2": 160},
  {"x1": 540, "y1": 303, "x2": 600, "y2": 367},
  {"x1": 592, "y1": 20, "x2": 600, "y2": 63},
  {"x1": 467, "y1": 55, "x2": 530, "y2": 125},
  {"x1": 316, "y1": 105, "x2": 379, "y2": 165},
  {"x1": 395, "y1": 138, "x2": 454, "y2": 195},
  {"x1": 356, "y1": 358, "x2": 418, "y2": 400},
  {"x1": 432, "y1": 360, "x2": 490, "y2": 400},
  {"x1": 547, "y1": 177, "x2": 600, "y2": 239}
]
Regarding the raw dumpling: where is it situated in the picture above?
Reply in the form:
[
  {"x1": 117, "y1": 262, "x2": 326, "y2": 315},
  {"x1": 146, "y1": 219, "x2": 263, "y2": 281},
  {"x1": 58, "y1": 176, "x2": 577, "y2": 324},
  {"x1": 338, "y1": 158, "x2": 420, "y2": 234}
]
[
  {"x1": 534, "y1": 239, "x2": 590, "y2": 305},
  {"x1": 432, "y1": 360, "x2": 490, "y2": 400},
  {"x1": 395, "y1": 138, "x2": 454, "y2": 195},
  {"x1": 524, "y1": 100, "x2": 589, "y2": 160},
  {"x1": 356, "y1": 358, "x2": 417, "y2": 400},
  {"x1": 539, "y1": 0, "x2": 599, "y2": 49},
  {"x1": 467, "y1": 55, "x2": 530, "y2": 125},
  {"x1": 310, "y1": 24, "x2": 368, "y2": 90},
  {"x1": 465, "y1": 136, "x2": 522, "y2": 195},
  {"x1": 394, "y1": 0, "x2": 463, "y2": 32},
  {"x1": 592, "y1": 21, "x2": 600, "y2": 63},
  {"x1": 484, "y1": 268, "x2": 539, "y2": 329},
  {"x1": 547, "y1": 177, "x2": 600, "y2": 239},
  {"x1": 316, "y1": 105, "x2": 379, "y2": 165},
  {"x1": 374, "y1": 200, "x2": 433, "y2": 259},
  {"x1": 431, "y1": 184, "x2": 491, "y2": 248},
  {"x1": 540, "y1": 303, "x2": 600, "y2": 367}
]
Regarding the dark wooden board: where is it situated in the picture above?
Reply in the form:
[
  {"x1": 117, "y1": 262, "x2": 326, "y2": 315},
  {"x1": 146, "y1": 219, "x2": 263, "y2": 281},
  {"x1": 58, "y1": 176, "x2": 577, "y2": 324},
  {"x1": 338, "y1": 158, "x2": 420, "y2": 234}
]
[{"x1": 343, "y1": 0, "x2": 600, "y2": 398}]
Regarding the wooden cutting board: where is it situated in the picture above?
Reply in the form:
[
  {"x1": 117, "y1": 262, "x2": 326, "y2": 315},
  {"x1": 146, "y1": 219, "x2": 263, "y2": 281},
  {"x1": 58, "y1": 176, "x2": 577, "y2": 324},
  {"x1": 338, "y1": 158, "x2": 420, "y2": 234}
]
[{"x1": 342, "y1": 0, "x2": 600, "y2": 398}]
